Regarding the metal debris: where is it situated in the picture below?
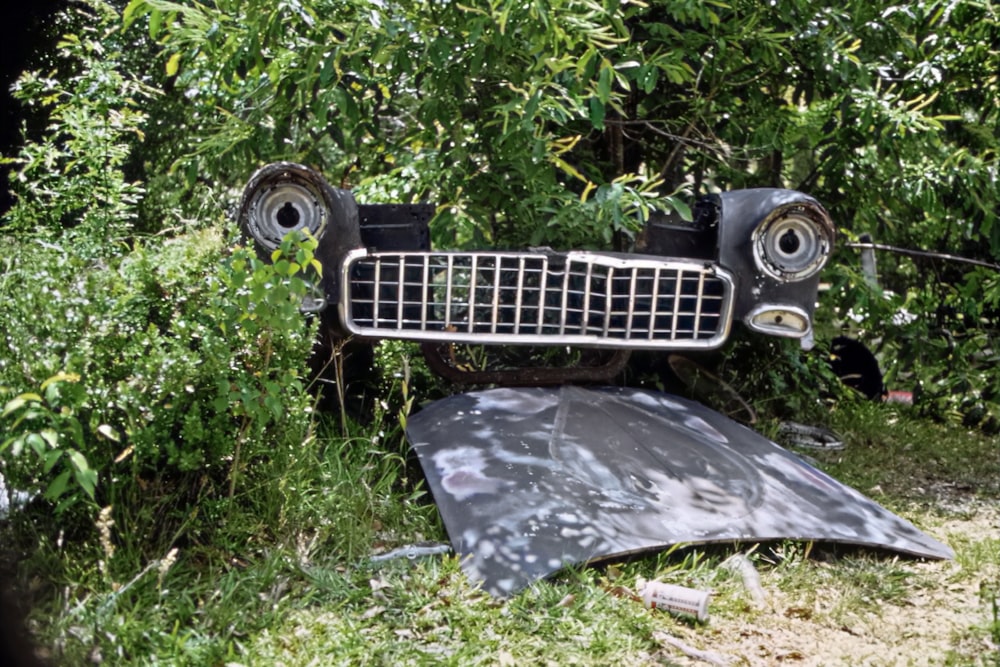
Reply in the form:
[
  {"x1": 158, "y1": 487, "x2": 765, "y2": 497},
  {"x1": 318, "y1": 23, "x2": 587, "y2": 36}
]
[
  {"x1": 369, "y1": 542, "x2": 452, "y2": 564},
  {"x1": 777, "y1": 421, "x2": 844, "y2": 450}
]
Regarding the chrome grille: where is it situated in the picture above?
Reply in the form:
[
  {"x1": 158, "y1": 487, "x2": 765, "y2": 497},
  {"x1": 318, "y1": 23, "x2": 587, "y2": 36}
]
[{"x1": 341, "y1": 250, "x2": 734, "y2": 349}]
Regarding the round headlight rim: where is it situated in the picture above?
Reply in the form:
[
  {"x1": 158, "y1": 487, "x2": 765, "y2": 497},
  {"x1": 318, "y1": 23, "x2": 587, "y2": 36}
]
[
  {"x1": 752, "y1": 203, "x2": 834, "y2": 282},
  {"x1": 239, "y1": 162, "x2": 332, "y2": 253}
]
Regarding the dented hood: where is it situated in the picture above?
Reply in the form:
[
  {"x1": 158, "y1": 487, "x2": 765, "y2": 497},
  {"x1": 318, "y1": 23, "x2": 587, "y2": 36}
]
[{"x1": 405, "y1": 386, "x2": 953, "y2": 597}]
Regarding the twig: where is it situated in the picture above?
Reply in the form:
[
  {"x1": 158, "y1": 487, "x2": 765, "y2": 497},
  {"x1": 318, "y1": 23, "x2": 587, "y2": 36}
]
[
  {"x1": 845, "y1": 242, "x2": 1000, "y2": 272},
  {"x1": 653, "y1": 631, "x2": 735, "y2": 666},
  {"x1": 604, "y1": 120, "x2": 729, "y2": 155}
]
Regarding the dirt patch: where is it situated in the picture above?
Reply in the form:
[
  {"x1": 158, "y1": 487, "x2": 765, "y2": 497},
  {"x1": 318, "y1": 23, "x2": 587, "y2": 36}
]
[{"x1": 665, "y1": 503, "x2": 1000, "y2": 666}]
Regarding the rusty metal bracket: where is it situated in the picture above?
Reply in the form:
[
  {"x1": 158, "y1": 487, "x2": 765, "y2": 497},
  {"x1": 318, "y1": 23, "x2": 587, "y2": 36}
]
[{"x1": 420, "y1": 343, "x2": 631, "y2": 386}]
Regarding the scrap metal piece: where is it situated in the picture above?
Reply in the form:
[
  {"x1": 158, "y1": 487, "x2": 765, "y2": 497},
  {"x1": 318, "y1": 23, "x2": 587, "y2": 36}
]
[
  {"x1": 405, "y1": 386, "x2": 953, "y2": 597},
  {"x1": 369, "y1": 542, "x2": 452, "y2": 565},
  {"x1": 777, "y1": 421, "x2": 845, "y2": 450}
]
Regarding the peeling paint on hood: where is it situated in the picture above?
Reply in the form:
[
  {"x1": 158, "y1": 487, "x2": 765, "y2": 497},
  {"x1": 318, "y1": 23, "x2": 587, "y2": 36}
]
[{"x1": 405, "y1": 386, "x2": 953, "y2": 597}]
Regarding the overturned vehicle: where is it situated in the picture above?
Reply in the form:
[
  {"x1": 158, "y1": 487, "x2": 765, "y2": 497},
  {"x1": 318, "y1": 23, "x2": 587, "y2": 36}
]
[{"x1": 239, "y1": 162, "x2": 952, "y2": 597}]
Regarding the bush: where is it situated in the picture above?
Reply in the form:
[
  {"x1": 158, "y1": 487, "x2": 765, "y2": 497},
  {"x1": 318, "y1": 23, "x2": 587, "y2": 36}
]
[
  {"x1": 0, "y1": 230, "x2": 321, "y2": 543},
  {"x1": 822, "y1": 255, "x2": 1000, "y2": 433},
  {"x1": 2, "y1": 0, "x2": 146, "y2": 256},
  {"x1": 0, "y1": 0, "x2": 324, "y2": 551}
]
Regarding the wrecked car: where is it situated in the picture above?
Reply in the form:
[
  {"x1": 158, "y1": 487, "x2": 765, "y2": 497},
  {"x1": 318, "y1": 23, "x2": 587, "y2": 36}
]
[
  {"x1": 238, "y1": 162, "x2": 952, "y2": 597},
  {"x1": 240, "y1": 163, "x2": 836, "y2": 351}
]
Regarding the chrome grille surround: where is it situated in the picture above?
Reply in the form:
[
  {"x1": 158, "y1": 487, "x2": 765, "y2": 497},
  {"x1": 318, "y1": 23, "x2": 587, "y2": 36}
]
[{"x1": 340, "y1": 249, "x2": 735, "y2": 349}]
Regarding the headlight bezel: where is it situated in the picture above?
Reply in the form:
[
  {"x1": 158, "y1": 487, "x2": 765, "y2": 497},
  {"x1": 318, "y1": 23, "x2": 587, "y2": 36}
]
[
  {"x1": 240, "y1": 162, "x2": 332, "y2": 253},
  {"x1": 751, "y1": 203, "x2": 835, "y2": 282}
]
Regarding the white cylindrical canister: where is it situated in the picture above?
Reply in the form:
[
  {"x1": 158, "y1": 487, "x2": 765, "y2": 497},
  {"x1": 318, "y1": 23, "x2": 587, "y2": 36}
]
[{"x1": 639, "y1": 581, "x2": 711, "y2": 621}]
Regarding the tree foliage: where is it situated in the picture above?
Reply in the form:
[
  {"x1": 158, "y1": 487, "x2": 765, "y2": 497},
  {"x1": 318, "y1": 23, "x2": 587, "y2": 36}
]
[
  {"x1": 118, "y1": 0, "x2": 997, "y2": 248},
  {"x1": 116, "y1": 0, "x2": 999, "y2": 423},
  {"x1": 1, "y1": 0, "x2": 999, "y2": 537}
]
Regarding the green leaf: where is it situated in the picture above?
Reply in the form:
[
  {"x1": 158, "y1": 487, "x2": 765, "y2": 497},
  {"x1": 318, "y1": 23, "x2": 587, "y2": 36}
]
[
  {"x1": 26, "y1": 433, "x2": 46, "y2": 457},
  {"x1": 122, "y1": 0, "x2": 144, "y2": 30},
  {"x1": 638, "y1": 64, "x2": 658, "y2": 94},
  {"x1": 665, "y1": 196, "x2": 693, "y2": 222},
  {"x1": 43, "y1": 449, "x2": 63, "y2": 474},
  {"x1": 596, "y1": 63, "x2": 613, "y2": 104},
  {"x1": 149, "y1": 8, "x2": 163, "y2": 39},
  {"x1": 166, "y1": 52, "x2": 182, "y2": 77},
  {"x1": 577, "y1": 48, "x2": 598, "y2": 81},
  {"x1": 67, "y1": 449, "x2": 89, "y2": 473},
  {"x1": 3, "y1": 394, "x2": 40, "y2": 418},
  {"x1": 68, "y1": 450, "x2": 97, "y2": 499},
  {"x1": 44, "y1": 470, "x2": 72, "y2": 501},
  {"x1": 75, "y1": 468, "x2": 98, "y2": 500},
  {"x1": 588, "y1": 97, "x2": 606, "y2": 130},
  {"x1": 68, "y1": 419, "x2": 85, "y2": 448}
]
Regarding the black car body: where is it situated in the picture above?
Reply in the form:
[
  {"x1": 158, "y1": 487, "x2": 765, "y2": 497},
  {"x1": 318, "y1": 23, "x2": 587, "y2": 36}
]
[
  {"x1": 236, "y1": 162, "x2": 951, "y2": 598},
  {"x1": 238, "y1": 162, "x2": 835, "y2": 354}
]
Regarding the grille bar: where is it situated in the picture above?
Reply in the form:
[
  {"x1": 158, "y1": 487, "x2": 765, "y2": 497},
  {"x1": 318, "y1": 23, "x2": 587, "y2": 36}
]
[{"x1": 340, "y1": 249, "x2": 734, "y2": 349}]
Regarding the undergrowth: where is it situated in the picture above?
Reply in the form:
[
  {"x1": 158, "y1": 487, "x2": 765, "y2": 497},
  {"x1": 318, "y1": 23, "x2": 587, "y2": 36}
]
[{"x1": 4, "y1": 399, "x2": 997, "y2": 665}]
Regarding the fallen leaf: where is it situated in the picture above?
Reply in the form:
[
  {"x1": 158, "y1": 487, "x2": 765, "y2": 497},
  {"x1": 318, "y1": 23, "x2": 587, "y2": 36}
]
[
  {"x1": 360, "y1": 605, "x2": 385, "y2": 620},
  {"x1": 556, "y1": 593, "x2": 576, "y2": 608}
]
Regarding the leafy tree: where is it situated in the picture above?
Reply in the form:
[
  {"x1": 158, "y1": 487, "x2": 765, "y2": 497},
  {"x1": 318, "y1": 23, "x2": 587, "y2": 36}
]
[
  {"x1": 3, "y1": 0, "x2": 146, "y2": 257},
  {"x1": 3, "y1": 0, "x2": 999, "y2": 536},
  {"x1": 1, "y1": 1, "x2": 322, "y2": 543}
]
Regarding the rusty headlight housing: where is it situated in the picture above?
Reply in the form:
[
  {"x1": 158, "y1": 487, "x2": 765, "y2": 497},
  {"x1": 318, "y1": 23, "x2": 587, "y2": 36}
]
[
  {"x1": 752, "y1": 204, "x2": 834, "y2": 282},
  {"x1": 239, "y1": 162, "x2": 331, "y2": 252}
]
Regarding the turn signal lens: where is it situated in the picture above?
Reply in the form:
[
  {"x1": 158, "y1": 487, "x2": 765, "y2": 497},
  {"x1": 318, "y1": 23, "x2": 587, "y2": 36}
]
[{"x1": 747, "y1": 305, "x2": 810, "y2": 337}]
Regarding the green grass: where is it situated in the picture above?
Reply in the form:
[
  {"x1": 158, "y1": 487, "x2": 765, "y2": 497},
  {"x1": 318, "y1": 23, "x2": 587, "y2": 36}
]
[
  {"x1": 820, "y1": 400, "x2": 1000, "y2": 504},
  {"x1": 6, "y1": 399, "x2": 1000, "y2": 666}
]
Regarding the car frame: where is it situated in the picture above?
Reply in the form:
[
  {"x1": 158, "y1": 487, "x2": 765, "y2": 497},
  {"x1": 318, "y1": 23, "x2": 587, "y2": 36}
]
[{"x1": 237, "y1": 161, "x2": 836, "y2": 359}]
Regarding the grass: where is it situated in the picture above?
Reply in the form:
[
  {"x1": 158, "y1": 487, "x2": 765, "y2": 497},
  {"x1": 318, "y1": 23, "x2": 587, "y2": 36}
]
[
  {"x1": 5, "y1": 396, "x2": 1000, "y2": 666},
  {"x1": 821, "y1": 400, "x2": 1000, "y2": 504}
]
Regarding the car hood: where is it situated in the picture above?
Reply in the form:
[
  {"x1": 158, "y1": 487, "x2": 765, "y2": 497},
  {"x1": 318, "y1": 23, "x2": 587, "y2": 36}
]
[{"x1": 405, "y1": 385, "x2": 953, "y2": 597}]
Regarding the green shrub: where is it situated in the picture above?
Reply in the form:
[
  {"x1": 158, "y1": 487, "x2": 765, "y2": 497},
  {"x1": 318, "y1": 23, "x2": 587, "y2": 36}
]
[
  {"x1": 2, "y1": 0, "x2": 146, "y2": 256},
  {"x1": 0, "y1": 230, "x2": 321, "y2": 547},
  {"x1": 1, "y1": 373, "x2": 96, "y2": 512},
  {"x1": 0, "y1": 0, "x2": 326, "y2": 562},
  {"x1": 823, "y1": 256, "x2": 1000, "y2": 433}
]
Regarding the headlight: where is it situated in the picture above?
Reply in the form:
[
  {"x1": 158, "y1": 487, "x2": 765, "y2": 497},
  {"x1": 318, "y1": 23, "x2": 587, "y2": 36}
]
[
  {"x1": 752, "y1": 204, "x2": 834, "y2": 281},
  {"x1": 239, "y1": 162, "x2": 331, "y2": 252}
]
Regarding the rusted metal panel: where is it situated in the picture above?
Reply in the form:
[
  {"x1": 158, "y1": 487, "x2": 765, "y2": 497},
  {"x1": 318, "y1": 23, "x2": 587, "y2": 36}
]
[{"x1": 406, "y1": 386, "x2": 952, "y2": 597}]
